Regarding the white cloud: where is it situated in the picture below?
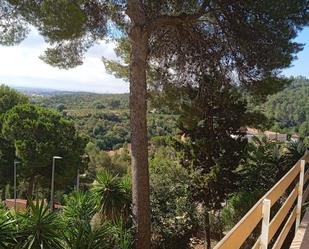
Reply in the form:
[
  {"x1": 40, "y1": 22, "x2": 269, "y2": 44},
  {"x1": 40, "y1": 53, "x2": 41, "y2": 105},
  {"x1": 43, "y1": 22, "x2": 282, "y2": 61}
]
[{"x1": 0, "y1": 28, "x2": 128, "y2": 93}]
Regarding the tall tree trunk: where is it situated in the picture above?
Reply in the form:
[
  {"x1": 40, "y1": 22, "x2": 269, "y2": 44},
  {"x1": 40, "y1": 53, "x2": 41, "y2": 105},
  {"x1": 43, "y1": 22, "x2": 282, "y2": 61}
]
[
  {"x1": 129, "y1": 23, "x2": 151, "y2": 249},
  {"x1": 26, "y1": 175, "x2": 34, "y2": 206}
]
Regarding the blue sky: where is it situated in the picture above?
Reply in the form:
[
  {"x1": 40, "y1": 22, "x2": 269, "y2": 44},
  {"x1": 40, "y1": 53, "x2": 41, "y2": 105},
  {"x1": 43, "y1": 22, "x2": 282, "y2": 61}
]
[
  {"x1": 284, "y1": 27, "x2": 309, "y2": 77},
  {"x1": 0, "y1": 27, "x2": 308, "y2": 93}
]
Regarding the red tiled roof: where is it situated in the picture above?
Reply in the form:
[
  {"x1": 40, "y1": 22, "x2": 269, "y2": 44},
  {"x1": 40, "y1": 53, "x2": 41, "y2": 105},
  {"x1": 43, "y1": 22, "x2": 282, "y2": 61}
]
[{"x1": 5, "y1": 199, "x2": 63, "y2": 211}]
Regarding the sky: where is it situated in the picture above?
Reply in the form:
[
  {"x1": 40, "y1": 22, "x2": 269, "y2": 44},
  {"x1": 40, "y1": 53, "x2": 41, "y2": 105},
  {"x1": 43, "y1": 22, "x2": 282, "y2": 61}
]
[
  {"x1": 0, "y1": 28, "x2": 129, "y2": 93},
  {"x1": 0, "y1": 27, "x2": 309, "y2": 93}
]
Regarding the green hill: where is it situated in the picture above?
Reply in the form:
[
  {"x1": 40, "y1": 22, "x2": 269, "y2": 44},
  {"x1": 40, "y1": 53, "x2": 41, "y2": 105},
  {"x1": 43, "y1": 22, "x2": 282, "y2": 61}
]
[
  {"x1": 261, "y1": 76, "x2": 309, "y2": 137},
  {"x1": 31, "y1": 93, "x2": 177, "y2": 150},
  {"x1": 31, "y1": 93, "x2": 129, "y2": 110}
]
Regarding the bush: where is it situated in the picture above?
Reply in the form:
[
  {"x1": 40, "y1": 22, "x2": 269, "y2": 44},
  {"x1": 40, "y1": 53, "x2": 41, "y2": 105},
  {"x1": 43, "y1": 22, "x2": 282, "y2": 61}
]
[
  {"x1": 150, "y1": 146, "x2": 198, "y2": 249},
  {"x1": 56, "y1": 103, "x2": 66, "y2": 112}
]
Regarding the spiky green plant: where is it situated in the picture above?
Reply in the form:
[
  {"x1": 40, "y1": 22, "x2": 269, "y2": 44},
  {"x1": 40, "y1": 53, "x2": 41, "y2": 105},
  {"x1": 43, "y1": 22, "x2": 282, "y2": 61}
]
[
  {"x1": 285, "y1": 140, "x2": 307, "y2": 166},
  {"x1": 91, "y1": 171, "x2": 131, "y2": 222},
  {"x1": 60, "y1": 191, "x2": 112, "y2": 249},
  {"x1": 15, "y1": 199, "x2": 63, "y2": 249},
  {"x1": 111, "y1": 219, "x2": 134, "y2": 249},
  {"x1": 0, "y1": 207, "x2": 16, "y2": 249}
]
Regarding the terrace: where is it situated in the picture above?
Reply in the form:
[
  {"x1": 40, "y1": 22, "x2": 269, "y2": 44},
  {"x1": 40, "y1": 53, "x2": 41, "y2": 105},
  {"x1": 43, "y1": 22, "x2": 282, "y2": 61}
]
[{"x1": 215, "y1": 151, "x2": 309, "y2": 249}]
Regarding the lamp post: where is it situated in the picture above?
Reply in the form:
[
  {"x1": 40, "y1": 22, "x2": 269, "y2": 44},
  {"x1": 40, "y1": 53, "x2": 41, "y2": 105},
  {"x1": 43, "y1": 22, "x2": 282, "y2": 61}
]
[
  {"x1": 13, "y1": 160, "x2": 21, "y2": 211},
  {"x1": 50, "y1": 156, "x2": 62, "y2": 211}
]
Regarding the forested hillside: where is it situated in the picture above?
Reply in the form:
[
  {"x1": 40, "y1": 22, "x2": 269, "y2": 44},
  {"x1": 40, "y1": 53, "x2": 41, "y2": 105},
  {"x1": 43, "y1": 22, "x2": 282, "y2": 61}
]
[
  {"x1": 29, "y1": 76, "x2": 309, "y2": 151},
  {"x1": 261, "y1": 76, "x2": 309, "y2": 137},
  {"x1": 32, "y1": 93, "x2": 129, "y2": 110},
  {"x1": 31, "y1": 93, "x2": 177, "y2": 150}
]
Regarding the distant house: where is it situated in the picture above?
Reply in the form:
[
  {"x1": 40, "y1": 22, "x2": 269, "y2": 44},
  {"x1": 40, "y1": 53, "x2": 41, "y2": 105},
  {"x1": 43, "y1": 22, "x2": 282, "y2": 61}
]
[
  {"x1": 242, "y1": 127, "x2": 289, "y2": 142},
  {"x1": 264, "y1": 131, "x2": 287, "y2": 142},
  {"x1": 242, "y1": 127, "x2": 264, "y2": 141}
]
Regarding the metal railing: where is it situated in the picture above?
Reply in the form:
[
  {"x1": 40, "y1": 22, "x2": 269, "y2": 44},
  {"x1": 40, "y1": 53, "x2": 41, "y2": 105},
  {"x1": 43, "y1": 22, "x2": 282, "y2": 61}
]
[{"x1": 214, "y1": 150, "x2": 309, "y2": 249}]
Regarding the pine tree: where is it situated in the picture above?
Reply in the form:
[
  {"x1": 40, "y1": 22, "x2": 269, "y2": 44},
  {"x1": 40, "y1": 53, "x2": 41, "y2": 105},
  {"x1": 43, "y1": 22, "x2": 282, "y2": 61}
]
[
  {"x1": 1, "y1": 2, "x2": 309, "y2": 247},
  {"x1": 174, "y1": 76, "x2": 248, "y2": 248}
]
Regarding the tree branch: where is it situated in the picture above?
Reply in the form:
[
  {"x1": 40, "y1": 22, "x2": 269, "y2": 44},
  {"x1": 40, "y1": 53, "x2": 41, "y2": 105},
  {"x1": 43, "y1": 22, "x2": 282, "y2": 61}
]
[
  {"x1": 146, "y1": 1, "x2": 210, "y2": 31},
  {"x1": 127, "y1": 0, "x2": 146, "y2": 25}
]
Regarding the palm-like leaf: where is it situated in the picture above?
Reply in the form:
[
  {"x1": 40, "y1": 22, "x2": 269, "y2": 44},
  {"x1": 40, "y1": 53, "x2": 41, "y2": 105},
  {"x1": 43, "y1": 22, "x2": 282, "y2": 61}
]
[
  {"x1": 61, "y1": 192, "x2": 96, "y2": 224},
  {"x1": 60, "y1": 192, "x2": 112, "y2": 249},
  {"x1": 16, "y1": 198, "x2": 63, "y2": 249},
  {"x1": 284, "y1": 140, "x2": 307, "y2": 166},
  {"x1": 110, "y1": 219, "x2": 134, "y2": 249},
  {"x1": 0, "y1": 209, "x2": 16, "y2": 248},
  {"x1": 62, "y1": 221, "x2": 112, "y2": 249},
  {"x1": 92, "y1": 171, "x2": 131, "y2": 222}
]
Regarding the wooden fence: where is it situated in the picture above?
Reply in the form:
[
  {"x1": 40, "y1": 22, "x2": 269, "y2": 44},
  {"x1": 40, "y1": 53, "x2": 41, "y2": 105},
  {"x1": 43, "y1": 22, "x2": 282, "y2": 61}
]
[{"x1": 214, "y1": 150, "x2": 309, "y2": 249}]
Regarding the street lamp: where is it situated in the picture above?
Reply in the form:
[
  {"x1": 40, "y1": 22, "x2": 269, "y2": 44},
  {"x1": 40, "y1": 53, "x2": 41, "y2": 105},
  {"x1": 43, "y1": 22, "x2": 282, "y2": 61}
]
[
  {"x1": 50, "y1": 156, "x2": 62, "y2": 211},
  {"x1": 13, "y1": 160, "x2": 21, "y2": 211}
]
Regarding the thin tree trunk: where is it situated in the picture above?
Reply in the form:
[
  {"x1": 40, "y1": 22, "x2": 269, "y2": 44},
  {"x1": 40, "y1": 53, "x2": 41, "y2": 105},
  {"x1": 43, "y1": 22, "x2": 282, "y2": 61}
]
[
  {"x1": 204, "y1": 210, "x2": 211, "y2": 249},
  {"x1": 1, "y1": 186, "x2": 5, "y2": 201},
  {"x1": 129, "y1": 23, "x2": 151, "y2": 249}
]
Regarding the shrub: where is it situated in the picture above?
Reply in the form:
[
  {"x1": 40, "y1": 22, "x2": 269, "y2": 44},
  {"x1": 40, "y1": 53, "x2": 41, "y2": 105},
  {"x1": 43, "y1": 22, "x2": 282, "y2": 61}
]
[{"x1": 150, "y1": 147, "x2": 198, "y2": 249}]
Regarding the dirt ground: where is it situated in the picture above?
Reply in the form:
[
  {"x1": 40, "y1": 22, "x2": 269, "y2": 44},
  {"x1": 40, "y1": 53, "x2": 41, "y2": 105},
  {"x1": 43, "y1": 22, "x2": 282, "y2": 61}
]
[{"x1": 191, "y1": 238, "x2": 218, "y2": 249}]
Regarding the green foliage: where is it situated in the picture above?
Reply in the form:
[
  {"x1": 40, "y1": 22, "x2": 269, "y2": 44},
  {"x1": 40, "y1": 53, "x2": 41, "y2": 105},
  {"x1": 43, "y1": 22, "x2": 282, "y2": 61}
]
[
  {"x1": 260, "y1": 77, "x2": 309, "y2": 134},
  {"x1": 175, "y1": 79, "x2": 248, "y2": 210},
  {"x1": 92, "y1": 171, "x2": 132, "y2": 222},
  {"x1": 150, "y1": 146, "x2": 197, "y2": 249},
  {"x1": 62, "y1": 191, "x2": 96, "y2": 225},
  {"x1": 56, "y1": 103, "x2": 66, "y2": 112},
  {"x1": 2, "y1": 104, "x2": 87, "y2": 196},
  {"x1": 16, "y1": 199, "x2": 63, "y2": 249},
  {"x1": 221, "y1": 190, "x2": 263, "y2": 231},
  {"x1": 0, "y1": 2, "x2": 29, "y2": 46},
  {"x1": 0, "y1": 209, "x2": 16, "y2": 248},
  {"x1": 86, "y1": 142, "x2": 130, "y2": 179},
  {"x1": 60, "y1": 192, "x2": 112, "y2": 249},
  {"x1": 223, "y1": 139, "x2": 308, "y2": 234},
  {"x1": 0, "y1": 85, "x2": 29, "y2": 194},
  {"x1": 103, "y1": 37, "x2": 130, "y2": 81},
  {"x1": 32, "y1": 93, "x2": 129, "y2": 110},
  {"x1": 0, "y1": 193, "x2": 133, "y2": 249},
  {"x1": 109, "y1": 219, "x2": 134, "y2": 249},
  {"x1": 0, "y1": 85, "x2": 28, "y2": 116},
  {"x1": 239, "y1": 138, "x2": 305, "y2": 193},
  {"x1": 32, "y1": 92, "x2": 177, "y2": 151}
]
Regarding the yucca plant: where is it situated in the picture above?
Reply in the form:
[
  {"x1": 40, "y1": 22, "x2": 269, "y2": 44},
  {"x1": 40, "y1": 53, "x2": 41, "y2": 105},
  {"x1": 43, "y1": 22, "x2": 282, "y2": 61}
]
[
  {"x1": 110, "y1": 219, "x2": 134, "y2": 249},
  {"x1": 284, "y1": 140, "x2": 307, "y2": 166},
  {"x1": 15, "y1": 198, "x2": 63, "y2": 249},
  {"x1": 63, "y1": 221, "x2": 113, "y2": 249},
  {"x1": 0, "y1": 207, "x2": 16, "y2": 249},
  {"x1": 92, "y1": 171, "x2": 131, "y2": 222},
  {"x1": 61, "y1": 192, "x2": 96, "y2": 225},
  {"x1": 60, "y1": 191, "x2": 112, "y2": 249}
]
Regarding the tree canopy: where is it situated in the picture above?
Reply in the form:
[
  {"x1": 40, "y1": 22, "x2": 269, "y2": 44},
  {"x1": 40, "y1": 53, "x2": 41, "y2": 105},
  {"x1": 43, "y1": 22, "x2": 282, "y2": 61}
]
[
  {"x1": 2, "y1": 1, "x2": 309, "y2": 247},
  {"x1": 0, "y1": 85, "x2": 29, "y2": 199},
  {"x1": 2, "y1": 104, "x2": 88, "y2": 197}
]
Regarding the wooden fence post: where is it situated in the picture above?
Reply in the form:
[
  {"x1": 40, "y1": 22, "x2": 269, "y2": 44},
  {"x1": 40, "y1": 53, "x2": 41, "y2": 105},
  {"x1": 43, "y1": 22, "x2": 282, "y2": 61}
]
[
  {"x1": 295, "y1": 160, "x2": 305, "y2": 233},
  {"x1": 261, "y1": 198, "x2": 271, "y2": 249}
]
